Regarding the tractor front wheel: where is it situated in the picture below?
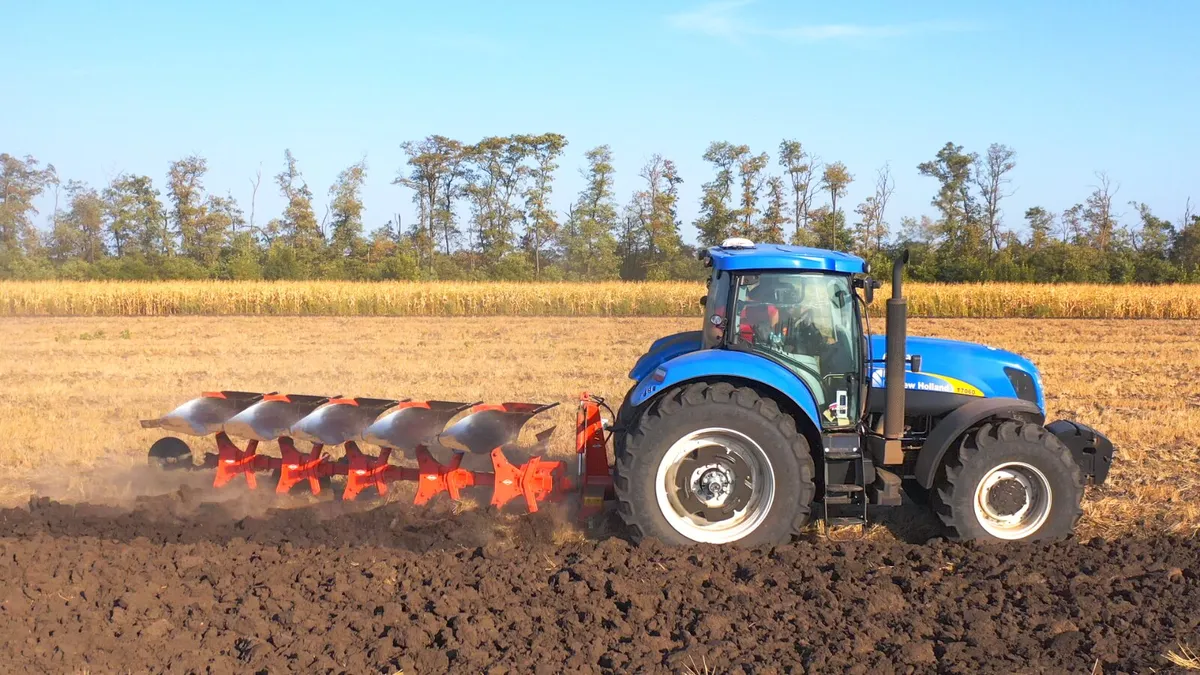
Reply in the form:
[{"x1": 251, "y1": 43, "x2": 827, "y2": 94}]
[
  {"x1": 615, "y1": 382, "x2": 815, "y2": 546},
  {"x1": 933, "y1": 420, "x2": 1084, "y2": 541}
]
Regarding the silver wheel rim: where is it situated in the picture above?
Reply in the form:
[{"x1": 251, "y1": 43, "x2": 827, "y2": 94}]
[
  {"x1": 972, "y1": 461, "x2": 1052, "y2": 540},
  {"x1": 655, "y1": 427, "x2": 775, "y2": 544}
]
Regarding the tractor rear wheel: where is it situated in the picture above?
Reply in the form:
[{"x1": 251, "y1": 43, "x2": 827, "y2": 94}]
[
  {"x1": 615, "y1": 382, "x2": 815, "y2": 546},
  {"x1": 612, "y1": 386, "x2": 637, "y2": 460},
  {"x1": 933, "y1": 420, "x2": 1083, "y2": 541}
]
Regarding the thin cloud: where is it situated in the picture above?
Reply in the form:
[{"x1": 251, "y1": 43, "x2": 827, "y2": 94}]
[{"x1": 667, "y1": 1, "x2": 976, "y2": 44}]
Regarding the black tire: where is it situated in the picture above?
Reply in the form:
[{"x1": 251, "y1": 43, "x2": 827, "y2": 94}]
[
  {"x1": 612, "y1": 386, "x2": 636, "y2": 460},
  {"x1": 615, "y1": 382, "x2": 816, "y2": 546},
  {"x1": 933, "y1": 420, "x2": 1084, "y2": 542},
  {"x1": 148, "y1": 437, "x2": 193, "y2": 470}
]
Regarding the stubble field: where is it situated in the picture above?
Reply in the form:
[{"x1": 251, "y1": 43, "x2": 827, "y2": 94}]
[{"x1": 1, "y1": 315, "x2": 1199, "y2": 672}]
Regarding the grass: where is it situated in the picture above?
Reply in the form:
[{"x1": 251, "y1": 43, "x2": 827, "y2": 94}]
[
  {"x1": 684, "y1": 655, "x2": 719, "y2": 675},
  {"x1": 1166, "y1": 643, "x2": 1200, "y2": 670},
  {"x1": 0, "y1": 315, "x2": 1196, "y2": 539},
  {"x1": 2, "y1": 280, "x2": 1200, "y2": 319}
]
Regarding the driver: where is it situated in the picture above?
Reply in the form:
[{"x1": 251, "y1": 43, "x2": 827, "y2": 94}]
[
  {"x1": 709, "y1": 276, "x2": 782, "y2": 345},
  {"x1": 738, "y1": 276, "x2": 782, "y2": 343}
]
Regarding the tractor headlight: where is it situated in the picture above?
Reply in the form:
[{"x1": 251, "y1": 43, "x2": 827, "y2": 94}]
[{"x1": 1004, "y1": 367, "x2": 1038, "y2": 405}]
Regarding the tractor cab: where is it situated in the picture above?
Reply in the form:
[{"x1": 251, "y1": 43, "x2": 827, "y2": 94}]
[{"x1": 702, "y1": 249, "x2": 864, "y2": 429}]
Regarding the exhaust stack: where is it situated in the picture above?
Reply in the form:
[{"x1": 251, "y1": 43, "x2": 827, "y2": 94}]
[{"x1": 882, "y1": 250, "x2": 909, "y2": 464}]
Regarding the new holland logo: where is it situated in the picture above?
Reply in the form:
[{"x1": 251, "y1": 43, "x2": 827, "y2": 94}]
[{"x1": 870, "y1": 368, "x2": 984, "y2": 397}]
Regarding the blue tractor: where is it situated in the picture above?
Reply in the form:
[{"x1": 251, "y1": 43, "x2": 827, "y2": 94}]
[{"x1": 611, "y1": 239, "x2": 1114, "y2": 545}]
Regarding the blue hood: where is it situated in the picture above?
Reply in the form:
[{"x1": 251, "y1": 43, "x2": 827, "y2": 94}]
[
  {"x1": 868, "y1": 335, "x2": 1045, "y2": 411},
  {"x1": 628, "y1": 331, "x2": 704, "y2": 382}
]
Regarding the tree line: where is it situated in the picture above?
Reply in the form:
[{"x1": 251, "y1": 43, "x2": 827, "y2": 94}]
[{"x1": 1, "y1": 137, "x2": 1197, "y2": 283}]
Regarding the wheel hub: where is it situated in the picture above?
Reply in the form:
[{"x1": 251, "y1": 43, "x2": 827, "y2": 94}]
[
  {"x1": 972, "y1": 462, "x2": 1052, "y2": 539},
  {"x1": 984, "y1": 478, "x2": 1028, "y2": 517},
  {"x1": 656, "y1": 429, "x2": 775, "y2": 543},
  {"x1": 692, "y1": 463, "x2": 734, "y2": 507}
]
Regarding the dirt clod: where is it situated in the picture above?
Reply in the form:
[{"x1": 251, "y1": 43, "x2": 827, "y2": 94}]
[{"x1": 1, "y1": 492, "x2": 1198, "y2": 673}]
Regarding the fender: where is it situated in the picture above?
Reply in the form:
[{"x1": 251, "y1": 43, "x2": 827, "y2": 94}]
[
  {"x1": 913, "y1": 397, "x2": 1045, "y2": 489},
  {"x1": 628, "y1": 330, "x2": 704, "y2": 383},
  {"x1": 628, "y1": 349, "x2": 821, "y2": 430}
]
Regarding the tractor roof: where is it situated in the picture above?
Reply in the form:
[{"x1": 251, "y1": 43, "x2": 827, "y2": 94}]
[{"x1": 706, "y1": 242, "x2": 867, "y2": 274}]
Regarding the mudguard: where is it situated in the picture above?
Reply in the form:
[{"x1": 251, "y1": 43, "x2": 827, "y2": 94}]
[
  {"x1": 1046, "y1": 420, "x2": 1115, "y2": 485},
  {"x1": 628, "y1": 331, "x2": 704, "y2": 383},
  {"x1": 628, "y1": 349, "x2": 821, "y2": 430},
  {"x1": 913, "y1": 397, "x2": 1045, "y2": 488}
]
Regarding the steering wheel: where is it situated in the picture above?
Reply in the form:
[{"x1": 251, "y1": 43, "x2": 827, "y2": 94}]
[{"x1": 784, "y1": 312, "x2": 824, "y2": 356}]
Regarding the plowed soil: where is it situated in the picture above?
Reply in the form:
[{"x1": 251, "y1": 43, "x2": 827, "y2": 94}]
[{"x1": 3, "y1": 489, "x2": 1198, "y2": 674}]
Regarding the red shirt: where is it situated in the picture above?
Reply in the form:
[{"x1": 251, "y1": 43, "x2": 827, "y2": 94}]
[{"x1": 714, "y1": 304, "x2": 779, "y2": 342}]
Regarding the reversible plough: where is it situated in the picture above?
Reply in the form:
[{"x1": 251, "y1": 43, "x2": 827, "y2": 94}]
[{"x1": 142, "y1": 392, "x2": 614, "y2": 517}]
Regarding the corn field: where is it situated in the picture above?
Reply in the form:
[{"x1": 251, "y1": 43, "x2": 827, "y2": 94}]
[{"x1": 1, "y1": 281, "x2": 1198, "y2": 319}]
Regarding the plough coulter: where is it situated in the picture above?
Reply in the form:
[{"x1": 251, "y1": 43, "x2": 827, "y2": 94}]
[
  {"x1": 143, "y1": 392, "x2": 615, "y2": 517},
  {"x1": 143, "y1": 243, "x2": 1114, "y2": 546}
]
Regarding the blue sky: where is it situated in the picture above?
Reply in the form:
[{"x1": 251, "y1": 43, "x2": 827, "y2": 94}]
[{"x1": 5, "y1": 0, "x2": 1198, "y2": 244}]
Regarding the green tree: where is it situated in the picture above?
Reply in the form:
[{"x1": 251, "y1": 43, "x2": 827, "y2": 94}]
[
  {"x1": 975, "y1": 143, "x2": 1017, "y2": 251},
  {"x1": 617, "y1": 155, "x2": 685, "y2": 280},
  {"x1": 396, "y1": 136, "x2": 466, "y2": 271},
  {"x1": 735, "y1": 150, "x2": 769, "y2": 237},
  {"x1": 263, "y1": 241, "x2": 301, "y2": 280},
  {"x1": 616, "y1": 200, "x2": 646, "y2": 280},
  {"x1": 167, "y1": 156, "x2": 208, "y2": 260},
  {"x1": 275, "y1": 150, "x2": 323, "y2": 273},
  {"x1": 329, "y1": 159, "x2": 368, "y2": 258},
  {"x1": 1130, "y1": 201, "x2": 1173, "y2": 257},
  {"x1": 778, "y1": 140, "x2": 818, "y2": 245},
  {"x1": 919, "y1": 142, "x2": 987, "y2": 279},
  {"x1": 560, "y1": 145, "x2": 619, "y2": 280},
  {"x1": 1061, "y1": 204, "x2": 1087, "y2": 244},
  {"x1": 758, "y1": 176, "x2": 789, "y2": 243},
  {"x1": 818, "y1": 161, "x2": 853, "y2": 249},
  {"x1": 852, "y1": 164, "x2": 893, "y2": 254},
  {"x1": 1083, "y1": 172, "x2": 1119, "y2": 252},
  {"x1": 104, "y1": 174, "x2": 167, "y2": 258},
  {"x1": 1128, "y1": 201, "x2": 1177, "y2": 282},
  {"x1": 196, "y1": 194, "x2": 242, "y2": 269},
  {"x1": 54, "y1": 180, "x2": 107, "y2": 264},
  {"x1": 1171, "y1": 211, "x2": 1200, "y2": 279},
  {"x1": 1024, "y1": 206, "x2": 1055, "y2": 251},
  {"x1": 520, "y1": 133, "x2": 567, "y2": 278},
  {"x1": 224, "y1": 231, "x2": 263, "y2": 280},
  {"x1": 0, "y1": 154, "x2": 57, "y2": 263},
  {"x1": 463, "y1": 136, "x2": 530, "y2": 270},
  {"x1": 918, "y1": 143, "x2": 982, "y2": 252},
  {"x1": 646, "y1": 156, "x2": 684, "y2": 259},
  {"x1": 694, "y1": 141, "x2": 748, "y2": 245}
]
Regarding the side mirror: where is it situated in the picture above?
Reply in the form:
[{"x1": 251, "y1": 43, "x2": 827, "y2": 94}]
[
  {"x1": 699, "y1": 295, "x2": 707, "y2": 308},
  {"x1": 910, "y1": 355, "x2": 922, "y2": 373},
  {"x1": 856, "y1": 277, "x2": 881, "y2": 304}
]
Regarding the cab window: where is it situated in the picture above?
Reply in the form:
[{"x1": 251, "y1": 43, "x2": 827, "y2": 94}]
[
  {"x1": 727, "y1": 272, "x2": 861, "y2": 428},
  {"x1": 701, "y1": 268, "x2": 729, "y2": 349}
]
